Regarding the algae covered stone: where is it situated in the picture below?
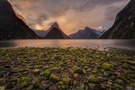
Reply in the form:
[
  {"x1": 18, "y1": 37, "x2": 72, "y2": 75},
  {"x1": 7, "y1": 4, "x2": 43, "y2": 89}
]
[
  {"x1": 49, "y1": 74, "x2": 60, "y2": 82},
  {"x1": 102, "y1": 63, "x2": 112, "y2": 70},
  {"x1": 88, "y1": 76, "x2": 99, "y2": 83},
  {"x1": 40, "y1": 69, "x2": 51, "y2": 77}
]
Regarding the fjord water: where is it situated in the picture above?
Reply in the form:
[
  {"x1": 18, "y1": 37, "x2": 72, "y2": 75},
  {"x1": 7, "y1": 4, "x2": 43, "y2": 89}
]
[{"x1": 0, "y1": 40, "x2": 135, "y2": 51}]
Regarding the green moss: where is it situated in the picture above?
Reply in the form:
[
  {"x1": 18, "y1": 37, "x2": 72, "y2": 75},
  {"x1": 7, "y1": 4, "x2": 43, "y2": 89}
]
[
  {"x1": 114, "y1": 83, "x2": 124, "y2": 89},
  {"x1": 102, "y1": 63, "x2": 112, "y2": 71},
  {"x1": 49, "y1": 74, "x2": 60, "y2": 82},
  {"x1": 88, "y1": 83, "x2": 96, "y2": 89},
  {"x1": 74, "y1": 67, "x2": 84, "y2": 74},
  {"x1": 62, "y1": 78, "x2": 71, "y2": 85},
  {"x1": 0, "y1": 86, "x2": 5, "y2": 90},
  {"x1": 40, "y1": 69, "x2": 51, "y2": 77},
  {"x1": 20, "y1": 77, "x2": 32, "y2": 88},
  {"x1": 88, "y1": 76, "x2": 99, "y2": 83},
  {"x1": 22, "y1": 77, "x2": 32, "y2": 82}
]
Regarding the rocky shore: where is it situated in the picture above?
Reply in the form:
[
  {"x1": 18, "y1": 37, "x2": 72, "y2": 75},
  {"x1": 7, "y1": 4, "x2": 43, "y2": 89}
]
[{"x1": 0, "y1": 47, "x2": 135, "y2": 90}]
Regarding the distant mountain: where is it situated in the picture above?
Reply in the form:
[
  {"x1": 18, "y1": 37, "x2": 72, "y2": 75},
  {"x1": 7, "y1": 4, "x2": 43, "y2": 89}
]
[
  {"x1": 101, "y1": 0, "x2": 135, "y2": 39},
  {"x1": 0, "y1": 0, "x2": 38, "y2": 40},
  {"x1": 44, "y1": 22, "x2": 70, "y2": 39},
  {"x1": 69, "y1": 27, "x2": 104, "y2": 39},
  {"x1": 34, "y1": 30, "x2": 49, "y2": 37}
]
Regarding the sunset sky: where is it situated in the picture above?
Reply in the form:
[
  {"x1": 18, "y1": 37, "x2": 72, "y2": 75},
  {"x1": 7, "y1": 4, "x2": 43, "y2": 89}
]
[{"x1": 9, "y1": 0, "x2": 130, "y2": 35}]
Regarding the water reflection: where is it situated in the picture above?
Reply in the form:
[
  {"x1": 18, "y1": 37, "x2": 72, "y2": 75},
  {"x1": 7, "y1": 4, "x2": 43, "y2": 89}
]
[{"x1": 0, "y1": 40, "x2": 135, "y2": 51}]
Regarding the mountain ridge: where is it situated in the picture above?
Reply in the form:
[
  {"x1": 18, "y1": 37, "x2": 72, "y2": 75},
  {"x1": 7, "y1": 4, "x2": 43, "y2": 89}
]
[{"x1": 101, "y1": 0, "x2": 135, "y2": 39}]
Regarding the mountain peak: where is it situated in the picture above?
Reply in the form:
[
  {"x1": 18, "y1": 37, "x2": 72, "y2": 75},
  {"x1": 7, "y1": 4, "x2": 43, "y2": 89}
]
[{"x1": 51, "y1": 22, "x2": 60, "y2": 29}]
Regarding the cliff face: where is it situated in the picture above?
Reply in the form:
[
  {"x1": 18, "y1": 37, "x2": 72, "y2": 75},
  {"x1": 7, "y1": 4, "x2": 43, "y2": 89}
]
[
  {"x1": 0, "y1": 0, "x2": 38, "y2": 39},
  {"x1": 101, "y1": 0, "x2": 135, "y2": 39}
]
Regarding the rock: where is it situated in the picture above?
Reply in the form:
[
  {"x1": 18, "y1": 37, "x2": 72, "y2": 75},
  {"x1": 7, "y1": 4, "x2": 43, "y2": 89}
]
[
  {"x1": 76, "y1": 87, "x2": 84, "y2": 90},
  {"x1": 115, "y1": 79, "x2": 124, "y2": 86},
  {"x1": 40, "y1": 81, "x2": 51, "y2": 89},
  {"x1": 20, "y1": 77, "x2": 32, "y2": 88},
  {"x1": 73, "y1": 73, "x2": 79, "y2": 80},
  {"x1": 49, "y1": 74, "x2": 60, "y2": 82},
  {"x1": 10, "y1": 68, "x2": 18, "y2": 73},
  {"x1": 74, "y1": 67, "x2": 84, "y2": 74},
  {"x1": 88, "y1": 83, "x2": 96, "y2": 89},
  {"x1": 102, "y1": 63, "x2": 112, "y2": 71},
  {"x1": 31, "y1": 78, "x2": 39, "y2": 85},
  {"x1": 114, "y1": 83, "x2": 124, "y2": 89},
  {"x1": 49, "y1": 85, "x2": 58, "y2": 90},
  {"x1": 62, "y1": 78, "x2": 72, "y2": 85},
  {"x1": 32, "y1": 69, "x2": 40, "y2": 74},
  {"x1": 88, "y1": 76, "x2": 99, "y2": 83},
  {"x1": 40, "y1": 69, "x2": 51, "y2": 77},
  {"x1": 26, "y1": 85, "x2": 34, "y2": 90},
  {"x1": 0, "y1": 86, "x2": 5, "y2": 90}
]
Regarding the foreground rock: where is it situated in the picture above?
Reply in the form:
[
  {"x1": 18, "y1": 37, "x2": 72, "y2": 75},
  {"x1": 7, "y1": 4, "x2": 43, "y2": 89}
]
[{"x1": 0, "y1": 47, "x2": 135, "y2": 90}]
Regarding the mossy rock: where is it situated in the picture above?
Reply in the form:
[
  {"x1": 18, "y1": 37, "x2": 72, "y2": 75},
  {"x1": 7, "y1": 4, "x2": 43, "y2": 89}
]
[
  {"x1": 49, "y1": 74, "x2": 60, "y2": 82},
  {"x1": 21, "y1": 77, "x2": 32, "y2": 82},
  {"x1": 113, "y1": 83, "x2": 124, "y2": 89},
  {"x1": 88, "y1": 76, "x2": 99, "y2": 83},
  {"x1": 74, "y1": 67, "x2": 84, "y2": 74},
  {"x1": 20, "y1": 77, "x2": 32, "y2": 88},
  {"x1": 102, "y1": 63, "x2": 112, "y2": 71},
  {"x1": 88, "y1": 83, "x2": 96, "y2": 89},
  {"x1": 62, "y1": 78, "x2": 71, "y2": 85},
  {"x1": 40, "y1": 69, "x2": 51, "y2": 77},
  {"x1": 0, "y1": 86, "x2": 5, "y2": 90}
]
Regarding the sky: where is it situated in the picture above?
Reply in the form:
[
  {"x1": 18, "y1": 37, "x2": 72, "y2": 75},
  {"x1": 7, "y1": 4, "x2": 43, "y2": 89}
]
[{"x1": 9, "y1": 0, "x2": 130, "y2": 35}]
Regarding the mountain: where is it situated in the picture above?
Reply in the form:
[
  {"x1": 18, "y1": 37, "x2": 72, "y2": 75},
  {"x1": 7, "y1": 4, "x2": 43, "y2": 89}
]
[
  {"x1": 101, "y1": 0, "x2": 135, "y2": 39},
  {"x1": 0, "y1": 0, "x2": 38, "y2": 40},
  {"x1": 34, "y1": 30, "x2": 49, "y2": 37},
  {"x1": 44, "y1": 22, "x2": 70, "y2": 39},
  {"x1": 69, "y1": 27, "x2": 103, "y2": 39}
]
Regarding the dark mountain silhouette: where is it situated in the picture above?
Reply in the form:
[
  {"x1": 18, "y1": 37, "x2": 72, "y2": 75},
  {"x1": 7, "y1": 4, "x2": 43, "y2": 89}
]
[
  {"x1": 69, "y1": 27, "x2": 104, "y2": 39},
  {"x1": 101, "y1": 0, "x2": 135, "y2": 39},
  {"x1": 0, "y1": 0, "x2": 38, "y2": 40},
  {"x1": 44, "y1": 22, "x2": 70, "y2": 39},
  {"x1": 34, "y1": 30, "x2": 49, "y2": 37}
]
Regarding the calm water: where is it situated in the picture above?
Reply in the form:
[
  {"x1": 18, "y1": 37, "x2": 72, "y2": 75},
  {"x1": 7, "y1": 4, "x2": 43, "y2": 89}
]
[{"x1": 0, "y1": 40, "x2": 135, "y2": 51}]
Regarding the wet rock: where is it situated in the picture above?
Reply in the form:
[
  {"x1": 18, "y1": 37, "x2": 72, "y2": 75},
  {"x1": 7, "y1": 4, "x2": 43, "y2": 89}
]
[
  {"x1": 20, "y1": 77, "x2": 32, "y2": 88},
  {"x1": 0, "y1": 71, "x2": 10, "y2": 77},
  {"x1": 32, "y1": 69, "x2": 40, "y2": 74},
  {"x1": 0, "y1": 86, "x2": 5, "y2": 90},
  {"x1": 26, "y1": 85, "x2": 34, "y2": 90},
  {"x1": 49, "y1": 74, "x2": 60, "y2": 82},
  {"x1": 40, "y1": 69, "x2": 51, "y2": 77},
  {"x1": 88, "y1": 76, "x2": 99, "y2": 83},
  {"x1": 40, "y1": 81, "x2": 51, "y2": 89},
  {"x1": 88, "y1": 83, "x2": 96, "y2": 89},
  {"x1": 102, "y1": 63, "x2": 112, "y2": 71},
  {"x1": 49, "y1": 85, "x2": 58, "y2": 90},
  {"x1": 74, "y1": 67, "x2": 84, "y2": 74},
  {"x1": 73, "y1": 73, "x2": 79, "y2": 80},
  {"x1": 10, "y1": 68, "x2": 18, "y2": 73},
  {"x1": 62, "y1": 78, "x2": 72, "y2": 85},
  {"x1": 115, "y1": 79, "x2": 124, "y2": 86}
]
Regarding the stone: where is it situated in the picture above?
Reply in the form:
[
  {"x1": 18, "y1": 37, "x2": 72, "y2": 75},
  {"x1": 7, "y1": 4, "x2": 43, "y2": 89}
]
[
  {"x1": 49, "y1": 74, "x2": 60, "y2": 82},
  {"x1": 88, "y1": 76, "x2": 99, "y2": 83},
  {"x1": 32, "y1": 69, "x2": 40, "y2": 74},
  {"x1": 40, "y1": 81, "x2": 51, "y2": 89}
]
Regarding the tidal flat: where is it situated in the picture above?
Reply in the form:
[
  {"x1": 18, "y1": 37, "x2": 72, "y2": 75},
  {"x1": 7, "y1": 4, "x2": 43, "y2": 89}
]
[{"x1": 0, "y1": 47, "x2": 135, "y2": 90}]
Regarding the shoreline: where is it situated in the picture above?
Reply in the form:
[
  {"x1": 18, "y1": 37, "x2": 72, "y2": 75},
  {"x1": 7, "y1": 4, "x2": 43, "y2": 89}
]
[{"x1": 0, "y1": 47, "x2": 135, "y2": 90}]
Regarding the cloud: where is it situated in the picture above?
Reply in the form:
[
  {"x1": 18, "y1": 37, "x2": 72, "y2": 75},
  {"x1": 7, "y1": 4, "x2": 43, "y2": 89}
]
[{"x1": 8, "y1": 0, "x2": 130, "y2": 34}]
